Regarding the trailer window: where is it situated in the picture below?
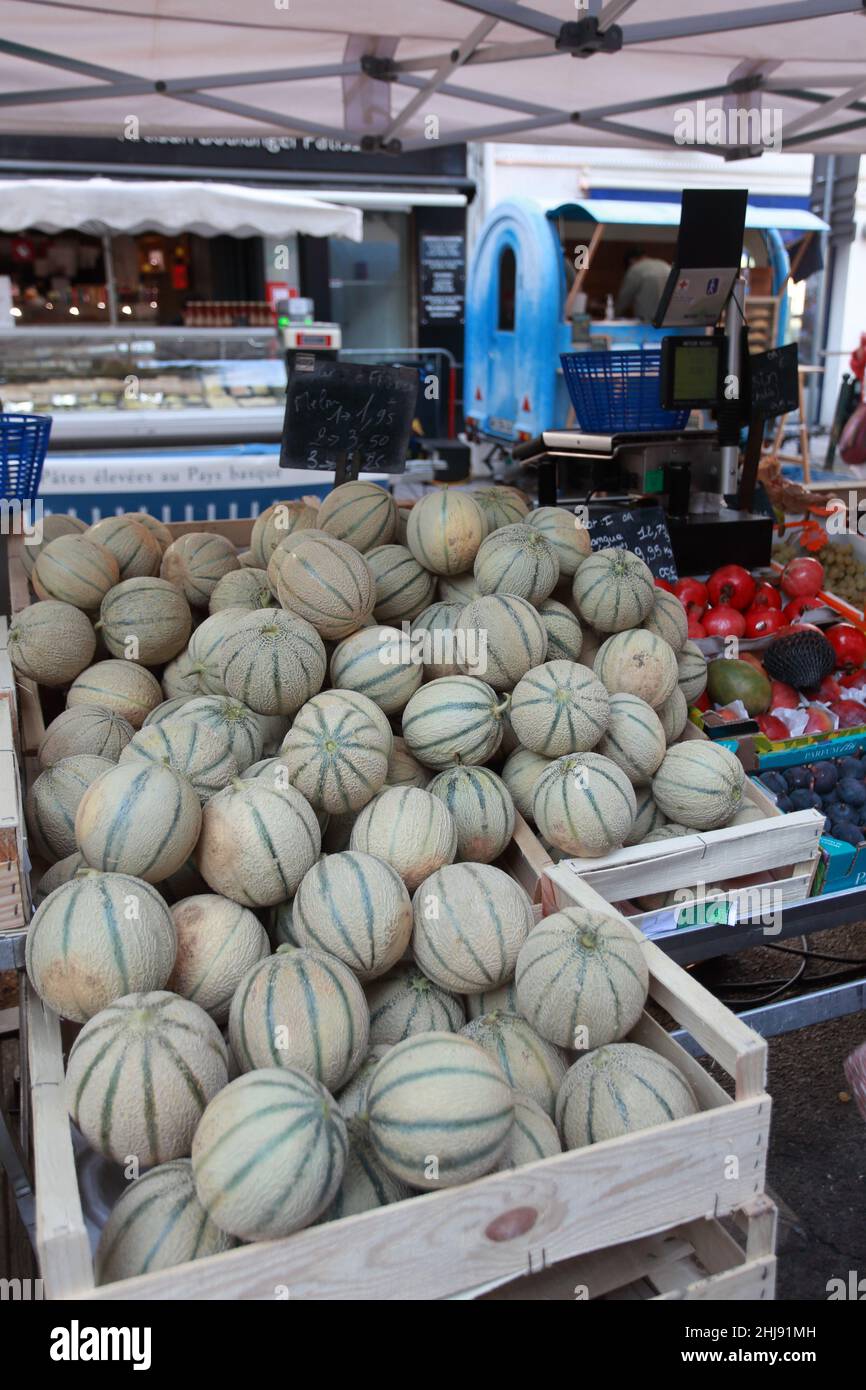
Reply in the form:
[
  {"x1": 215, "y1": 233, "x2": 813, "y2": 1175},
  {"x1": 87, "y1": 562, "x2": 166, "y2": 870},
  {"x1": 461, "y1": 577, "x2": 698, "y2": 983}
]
[{"x1": 498, "y1": 246, "x2": 516, "y2": 331}]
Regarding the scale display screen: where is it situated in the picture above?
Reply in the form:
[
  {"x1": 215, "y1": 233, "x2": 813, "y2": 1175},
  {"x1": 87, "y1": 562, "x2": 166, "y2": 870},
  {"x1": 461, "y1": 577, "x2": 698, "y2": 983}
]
[{"x1": 660, "y1": 335, "x2": 724, "y2": 409}]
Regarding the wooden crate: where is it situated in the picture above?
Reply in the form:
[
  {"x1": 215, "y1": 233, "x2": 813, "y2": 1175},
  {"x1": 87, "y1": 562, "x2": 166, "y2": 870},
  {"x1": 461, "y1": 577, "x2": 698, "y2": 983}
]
[{"x1": 0, "y1": 700, "x2": 29, "y2": 934}]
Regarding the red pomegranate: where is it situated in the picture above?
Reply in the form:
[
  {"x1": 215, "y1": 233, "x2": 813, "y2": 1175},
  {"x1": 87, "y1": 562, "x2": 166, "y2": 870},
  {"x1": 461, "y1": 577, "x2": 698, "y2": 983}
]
[
  {"x1": 674, "y1": 577, "x2": 709, "y2": 618},
  {"x1": 829, "y1": 698, "x2": 866, "y2": 730},
  {"x1": 687, "y1": 618, "x2": 707, "y2": 639},
  {"x1": 840, "y1": 669, "x2": 866, "y2": 690},
  {"x1": 806, "y1": 674, "x2": 842, "y2": 703},
  {"x1": 769, "y1": 680, "x2": 799, "y2": 710},
  {"x1": 752, "y1": 581, "x2": 782, "y2": 610},
  {"x1": 707, "y1": 565, "x2": 756, "y2": 611},
  {"x1": 781, "y1": 556, "x2": 824, "y2": 599},
  {"x1": 825, "y1": 623, "x2": 866, "y2": 675},
  {"x1": 703, "y1": 606, "x2": 746, "y2": 638},
  {"x1": 743, "y1": 607, "x2": 786, "y2": 639},
  {"x1": 782, "y1": 596, "x2": 813, "y2": 622}
]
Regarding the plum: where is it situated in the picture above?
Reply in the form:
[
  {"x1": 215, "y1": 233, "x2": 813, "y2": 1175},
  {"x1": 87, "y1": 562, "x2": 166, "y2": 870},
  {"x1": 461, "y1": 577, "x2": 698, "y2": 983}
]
[
  {"x1": 830, "y1": 820, "x2": 863, "y2": 847},
  {"x1": 789, "y1": 789, "x2": 823, "y2": 812},
  {"x1": 784, "y1": 765, "x2": 813, "y2": 790},
  {"x1": 838, "y1": 777, "x2": 866, "y2": 808},
  {"x1": 813, "y1": 763, "x2": 838, "y2": 796},
  {"x1": 775, "y1": 794, "x2": 794, "y2": 813},
  {"x1": 760, "y1": 771, "x2": 788, "y2": 798},
  {"x1": 839, "y1": 756, "x2": 865, "y2": 780}
]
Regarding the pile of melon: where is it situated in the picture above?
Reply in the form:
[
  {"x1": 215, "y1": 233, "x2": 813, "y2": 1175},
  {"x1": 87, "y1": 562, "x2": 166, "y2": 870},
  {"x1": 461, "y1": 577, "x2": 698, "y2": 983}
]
[{"x1": 14, "y1": 487, "x2": 707, "y2": 1286}]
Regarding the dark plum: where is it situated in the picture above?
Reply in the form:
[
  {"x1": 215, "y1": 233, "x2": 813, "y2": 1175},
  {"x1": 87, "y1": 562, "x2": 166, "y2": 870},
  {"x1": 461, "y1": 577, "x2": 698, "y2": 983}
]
[
  {"x1": 839, "y1": 756, "x2": 865, "y2": 780},
  {"x1": 789, "y1": 789, "x2": 823, "y2": 812},
  {"x1": 813, "y1": 764, "x2": 838, "y2": 796},
  {"x1": 775, "y1": 794, "x2": 794, "y2": 813},
  {"x1": 784, "y1": 765, "x2": 813, "y2": 790},
  {"x1": 838, "y1": 777, "x2": 866, "y2": 808},
  {"x1": 832, "y1": 801, "x2": 855, "y2": 823},
  {"x1": 760, "y1": 771, "x2": 788, "y2": 798},
  {"x1": 830, "y1": 820, "x2": 863, "y2": 847}
]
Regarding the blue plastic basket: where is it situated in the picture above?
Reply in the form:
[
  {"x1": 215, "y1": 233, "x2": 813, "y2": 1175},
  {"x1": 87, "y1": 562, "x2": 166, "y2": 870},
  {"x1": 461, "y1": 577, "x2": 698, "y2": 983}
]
[
  {"x1": 0, "y1": 413, "x2": 51, "y2": 502},
  {"x1": 560, "y1": 349, "x2": 690, "y2": 433}
]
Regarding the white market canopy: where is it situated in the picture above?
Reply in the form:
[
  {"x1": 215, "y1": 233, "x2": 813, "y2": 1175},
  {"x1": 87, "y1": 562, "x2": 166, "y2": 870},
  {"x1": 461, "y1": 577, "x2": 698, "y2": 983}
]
[{"x1": 0, "y1": 0, "x2": 865, "y2": 157}]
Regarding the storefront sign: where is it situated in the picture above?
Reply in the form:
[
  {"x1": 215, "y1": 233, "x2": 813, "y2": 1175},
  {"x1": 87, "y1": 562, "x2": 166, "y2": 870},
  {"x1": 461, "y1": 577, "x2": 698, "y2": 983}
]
[{"x1": 419, "y1": 234, "x2": 465, "y2": 325}]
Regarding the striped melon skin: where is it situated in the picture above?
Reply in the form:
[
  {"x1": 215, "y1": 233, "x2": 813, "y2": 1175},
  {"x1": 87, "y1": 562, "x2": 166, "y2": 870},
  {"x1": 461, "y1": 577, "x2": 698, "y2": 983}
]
[
  {"x1": 498, "y1": 709, "x2": 520, "y2": 756},
  {"x1": 280, "y1": 692, "x2": 389, "y2": 814},
  {"x1": 162, "y1": 650, "x2": 203, "y2": 699},
  {"x1": 385, "y1": 736, "x2": 428, "y2": 790},
  {"x1": 657, "y1": 685, "x2": 688, "y2": 744},
  {"x1": 623, "y1": 787, "x2": 667, "y2": 846},
  {"x1": 68, "y1": 659, "x2": 162, "y2": 729},
  {"x1": 465, "y1": 980, "x2": 519, "y2": 1020},
  {"x1": 186, "y1": 607, "x2": 248, "y2": 696},
  {"x1": 501, "y1": 747, "x2": 551, "y2": 825},
  {"x1": 642, "y1": 587, "x2": 688, "y2": 652},
  {"x1": 21, "y1": 512, "x2": 86, "y2": 578},
  {"x1": 322, "y1": 1113, "x2": 412, "y2": 1221},
  {"x1": 9, "y1": 601, "x2": 96, "y2": 687},
  {"x1": 25, "y1": 870, "x2": 176, "y2": 1022},
  {"x1": 367, "y1": 1032, "x2": 514, "y2": 1189},
  {"x1": 273, "y1": 531, "x2": 375, "y2": 639},
  {"x1": 240, "y1": 759, "x2": 329, "y2": 834},
  {"x1": 218, "y1": 608, "x2": 327, "y2": 717},
  {"x1": 652, "y1": 740, "x2": 745, "y2": 830},
  {"x1": 526, "y1": 507, "x2": 591, "y2": 577},
  {"x1": 98, "y1": 577, "x2": 193, "y2": 665},
  {"x1": 460, "y1": 1012, "x2": 567, "y2": 1119},
  {"x1": 119, "y1": 717, "x2": 238, "y2": 803},
  {"x1": 123, "y1": 511, "x2": 173, "y2": 553},
  {"x1": 33, "y1": 535, "x2": 120, "y2": 611},
  {"x1": 474, "y1": 524, "x2": 559, "y2": 606},
  {"x1": 208, "y1": 566, "x2": 275, "y2": 614},
  {"x1": 87, "y1": 516, "x2": 162, "y2": 580},
  {"x1": 401, "y1": 675, "x2": 508, "y2": 768},
  {"x1": 510, "y1": 659, "x2": 610, "y2": 757},
  {"x1": 597, "y1": 693, "x2": 666, "y2": 786},
  {"x1": 406, "y1": 490, "x2": 485, "y2": 577},
  {"x1": 197, "y1": 779, "x2": 321, "y2": 906},
  {"x1": 76, "y1": 762, "x2": 202, "y2": 884},
  {"x1": 494, "y1": 1094, "x2": 561, "y2": 1171},
  {"x1": 96, "y1": 1159, "x2": 236, "y2": 1286},
  {"x1": 350, "y1": 786, "x2": 457, "y2": 892},
  {"x1": 457, "y1": 593, "x2": 547, "y2": 691},
  {"x1": 250, "y1": 500, "x2": 318, "y2": 568},
  {"x1": 365, "y1": 963, "x2": 465, "y2": 1045},
  {"x1": 556, "y1": 1042, "x2": 698, "y2": 1149},
  {"x1": 572, "y1": 548, "x2": 655, "y2": 633},
  {"x1": 427, "y1": 765, "x2": 515, "y2": 863},
  {"x1": 160, "y1": 532, "x2": 240, "y2": 607},
  {"x1": 533, "y1": 751, "x2": 637, "y2": 857},
  {"x1": 191, "y1": 1067, "x2": 347, "y2": 1240},
  {"x1": 267, "y1": 896, "x2": 298, "y2": 951},
  {"x1": 536, "y1": 598, "x2": 583, "y2": 664},
  {"x1": 594, "y1": 629, "x2": 679, "y2": 710},
  {"x1": 330, "y1": 624, "x2": 422, "y2": 715},
  {"x1": 143, "y1": 696, "x2": 196, "y2": 729},
  {"x1": 293, "y1": 852, "x2": 412, "y2": 981},
  {"x1": 726, "y1": 803, "x2": 768, "y2": 827},
  {"x1": 643, "y1": 822, "x2": 688, "y2": 843},
  {"x1": 34, "y1": 850, "x2": 87, "y2": 906},
  {"x1": 321, "y1": 687, "x2": 393, "y2": 757},
  {"x1": 412, "y1": 862, "x2": 533, "y2": 994},
  {"x1": 229, "y1": 947, "x2": 369, "y2": 1089},
  {"x1": 167, "y1": 893, "x2": 270, "y2": 1025},
  {"x1": 26, "y1": 755, "x2": 115, "y2": 861},
  {"x1": 469, "y1": 486, "x2": 529, "y2": 533},
  {"x1": 367, "y1": 543, "x2": 436, "y2": 623},
  {"x1": 677, "y1": 640, "x2": 708, "y2": 704},
  {"x1": 411, "y1": 600, "x2": 464, "y2": 680},
  {"x1": 516, "y1": 906, "x2": 649, "y2": 1050},
  {"x1": 66, "y1": 991, "x2": 228, "y2": 1165},
  {"x1": 317, "y1": 481, "x2": 398, "y2": 554},
  {"x1": 437, "y1": 571, "x2": 480, "y2": 605},
  {"x1": 336, "y1": 1044, "x2": 392, "y2": 1116},
  {"x1": 174, "y1": 695, "x2": 264, "y2": 771}
]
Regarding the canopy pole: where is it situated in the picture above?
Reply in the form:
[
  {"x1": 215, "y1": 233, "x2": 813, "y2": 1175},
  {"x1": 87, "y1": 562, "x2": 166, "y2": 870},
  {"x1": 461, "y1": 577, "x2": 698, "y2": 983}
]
[{"x1": 101, "y1": 232, "x2": 119, "y2": 325}]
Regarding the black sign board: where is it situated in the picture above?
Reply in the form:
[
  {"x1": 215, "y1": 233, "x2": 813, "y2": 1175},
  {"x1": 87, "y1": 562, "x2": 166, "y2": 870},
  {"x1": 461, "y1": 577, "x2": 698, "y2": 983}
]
[
  {"x1": 747, "y1": 342, "x2": 799, "y2": 420},
  {"x1": 280, "y1": 358, "x2": 417, "y2": 477},
  {"x1": 587, "y1": 504, "x2": 678, "y2": 584},
  {"x1": 419, "y1": 234, "x2": 465, "y2": 325}
]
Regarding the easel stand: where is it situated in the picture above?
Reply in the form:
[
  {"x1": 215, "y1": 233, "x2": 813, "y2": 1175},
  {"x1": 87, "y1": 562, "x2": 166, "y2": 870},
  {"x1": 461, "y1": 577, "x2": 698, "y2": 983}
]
[{"x1": 333, "y1": 451, "x2": 363, "y2": 487}]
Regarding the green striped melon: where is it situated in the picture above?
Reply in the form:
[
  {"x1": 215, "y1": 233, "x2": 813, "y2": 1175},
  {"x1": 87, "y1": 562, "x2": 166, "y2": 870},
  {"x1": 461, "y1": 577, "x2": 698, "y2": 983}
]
[
  {"x1": 658, "y1": 685, "x2": 688, "y2": 743},
  {"x1": 677, "y1": 640, "x2": 708, "y2": 704},
  {"x1": 412, "y1": 862, "x2": 533, "y2": 994},
  {"x1": 32, "y1": 535, "x2": 120, "y2": 610},
  {"x1": 9, "y1": 601, "x2": 96, "y2": 687},
  {"x1": 321, "y1": 1113, "x2": 411, "y2": 1221},
  {"x1": 249, "y1": 499, "x2": 318, "y2": 568},
  {"x1": 427, "y1": 765, "x2": 515, "y2": 863},
  {"x1": 87, "y1": 515, "x2": 162, "y2": 580},
  {"x1": 726, "y1": 803, "x2": 768, "y2": 827},
  {"x1": 350, "y1": 786, "x2": 457, "y2": 891},
  {"x1": 20, "y1": 512, "x2": 86, "y2": 578},
  {"x1": 494, "y1": 1094, "x2": 561, "y2": 1170},
  {"x1": 320, "y1": 686, "x2": 393, "y2": 756},
  {"x1": 652, "y1": 740, "x2": 744, "y2": 830},
  {"x1": 406, "y1": 490, "x2": 485, "y2": 576},
  {"x1": 623, "y1": 787, "x2": 667, "y2": 846},
  {"x1": 197, "y1": 778, "x2": 321, "y2": 905},
  {"x1": 367, "y1": 543, "x2": 436, "y2": 623},
  {"x1": 162, "y1": 649, "x2": 203, "y2": 699},
  {"x1": 595, "y1": 629, "x2": 679, "y2": 709},
  {"x1": 572, "y1": 547, "x2": 655, "y2": 633},
  {"x1": 272, "y1": 530, "x2": 375, "y2": 639},
  {"x1": 66, "y1": 991, "x2": 228, "y2": 1165},
  {"x1": 365, "y1": 963, "x2": 465, "y2": 1045},
  {"x1": 98, "y1": 577, "x2": 192, "y2": 665},
  {"x1": 186, "y1": 607, "x2": 248, "y2": 696},
  {"x1": 76, "y1": 762, "x2": 202, "y2": 883},
  {"x1": 229, "y1": 946, "x2": 368, "y2": 1088},
  {"x1": 516, "y1": 906, "x2": 648, "y2": 1049},
  {"x1": 330, "y1": 624, "x2": 422, "y2": 715},
  {"x1": 279, "y1": 691, "x2": 389, "y2": 813},
  {"x1": 437, "y1": 571, "x2": 480, "y2": 605},
  {"x1": 239, "y1": 759, "x2": 329, "y2": 835},
  {"x1": 123, "y1": 512, "x2": 173, "y2": 553},
  {"x1": 160, "y1": 532, "x2": 240, "y2": 607},
  {"x1": 38, "y1": 706, "x2": 133, "y2": 769},
  {"x1": 68, "y1": 659, "x2": 162, "y2": 729},
  {"x1": 411, "y1": 601, "x2": 463, "y2": 680},
  {"x1": 642, "y1": 587, "x2": 688, "y2": 651},
  {"x1": 510, "y1": 659, "x2": 610, "y2": 757},
  {"x1": 556, "y1": 1042, "x2": 698, "y2": 1149},
  {"x1": 643, "y1": 822, "x2": 688, "y2": 843},
  {"x1": 498, "y1": 709, "x2": 520, "y2": 756},
  {"x1": 293, "y1": 851, "x2": 412, "y2": 980},
  {"x1": 317, "y1": 480, "x2": 398, "y2": 553},
  {"x1": 456, "y1": 593, "x2": 547, "y2": 691},
  {"x1": 174, "y1": 695, "x2": 264, "y2": 771},
  {"x1": 268, "y1": 896, "x2": 298, "y2": 949},
  {"x1": 532, "y1": 751, "x2": 637, "y2": 857},
  {"x1": 367, "y1": 1032, "x2": 514, "y2": 1189},
  {"x1": 469, "y1": 486, "x2": 529, "y2": 533},
  {"x1": 474, "y1": 524, "x2": 559, "y2": 606},
  {"x1": 218, "y1": 608, "x2": 327, "y2": 717},
  {"x1": 527, "y1": 507, "x2": 591, "y2": 577},
  {"x1": 27, "y1": 755, "x2": 115, "y2": 861},
  {"x1": 465, "y1": 981, "x2": 519, "y2": 1020},
  {"x1": 96, "y1": 1158, "x2": 236, "y2": 1286},
  {"x1": 597, "y1": 693, "x2": 666, "y2": 785},
  {"x1": 577, "y1": 623, "x2": 603, "y2": 671},
  {"x1": 119, "y1": 717, "x2": 238, "y2": 803},
  {"x1": 336, "y1": 1044, "x2": 392, "y2": 1116},
  {"x1": 34, "y1": 850, "x2": 87, "y2": 905},
  {"x1": 143, "y1": 696, "x2": 196, "y2": 729},
  {"x1": 536, "y1": 598, "x2": 583, "y2": 663},
  {"x1": 167, "y1": 893, "x2": 269, "y2": 1025},
  {"x1": 501, "y1": 747, "x2": 551, "y2": 824},
  {"x1": 25, "y1": 870, "x2": 176, "y2": 1022},
  {"x1": 385, "y1": 736, "x2": 428, "y2": 790},
  {"x1": 191, "y1": 1067, "x2": 346, "y2": 1240},
  {"x1": 460, "y1": 1011, "x2": 567, "y2": 1119},
  {"x1": 401, "y1": 674, "x2": 509, "y2": 767},
  {"x1": 209, "y1": 566, "x2": 275, "y2": 614}
]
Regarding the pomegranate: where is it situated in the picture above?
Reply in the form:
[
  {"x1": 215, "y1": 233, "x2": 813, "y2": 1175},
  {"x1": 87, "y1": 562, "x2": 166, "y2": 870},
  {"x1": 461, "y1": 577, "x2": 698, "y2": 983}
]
[
  {"x1": 781, "y1": 556, "x2": 824, "y2": 599},
  {"x1": 756, "y1": 714, "x2": 791, "y2": 740},
  {"x1": 829, "y1": 698, "x2": 866, "y2": 730},
  {"x1": 840, "y1": 670, "x2": 866, "y2": 691},
  {"x1": 804, "y1": 704, "x2": 835, "y2": 734},
  {"x1": 782, "y1": 596, "x2": 813, "y2": 623},
  {"x1": 687, "y1": 618, "x2": 707, "y2": 639},
  {"x1": 805, "y1": 674, "x2": 842, "y2": 703},
  {"x1": 743, "y1": 607, "x2": 786, "y2": 639},
  {"x1": 674, "y1": 577, "x2": 709, "y2": 618},
  {"x1": 825, "y1": 623, "x2": 866, "y2": 675},
  {"x1": 769, "y1": 680, "x2": 799, "y2": 710},
  {"x1": 752, "y1": 581, "x2": 782, "y2": 610},
  {"x1": 707, "y1": 565, "x2": 756, "y2": 612},
  {"x1": 694, "y1": 691, "x2": 710, "y2": 712},
  {"x1": 703, "y1": 606, "x2": 746, "y2": 638}
]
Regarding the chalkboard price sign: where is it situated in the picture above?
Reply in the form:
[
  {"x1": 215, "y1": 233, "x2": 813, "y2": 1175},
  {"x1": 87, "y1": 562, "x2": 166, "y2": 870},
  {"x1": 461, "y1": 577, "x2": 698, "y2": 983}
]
[
  {"x1": 586, "y1": 504, "x2": 678, "y2": 584},
  {"x1": 280, "y1": 357, "x2": 418, "y2": 475},
  {"x1": 748, "y1": 343, "x2": 799, "y2": 421}
]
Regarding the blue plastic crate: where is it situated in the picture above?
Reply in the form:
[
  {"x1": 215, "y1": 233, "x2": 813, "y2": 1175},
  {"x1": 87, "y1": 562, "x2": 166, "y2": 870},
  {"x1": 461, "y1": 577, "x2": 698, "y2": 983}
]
[
  {"x1": 560, "y1": 349, "x2": 689, "y2": 433},
  {"x1": 0, "y1": 413, "x2": 51, "y2": 502}
]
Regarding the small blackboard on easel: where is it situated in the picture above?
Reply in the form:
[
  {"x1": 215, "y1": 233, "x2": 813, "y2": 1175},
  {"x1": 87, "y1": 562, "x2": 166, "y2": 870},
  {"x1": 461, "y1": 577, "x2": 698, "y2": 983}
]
[
  {"x1": 587, "y1": 504, "x2": 678, "y2": 584},
  {"x1": 739, "y1": 342, "x2": 800, "y2": 510},
  {"x1": 280, "y1": 356, "x2": 417, "y2": 484}
]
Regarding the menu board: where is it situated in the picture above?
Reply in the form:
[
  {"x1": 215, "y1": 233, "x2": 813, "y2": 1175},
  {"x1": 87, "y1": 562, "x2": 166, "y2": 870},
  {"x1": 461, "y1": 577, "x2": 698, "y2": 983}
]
[
  {"x1": 280, "y1": 357, "x2": 416, "y2": 473},
  {"x1": 587, "y1": 504, "x2": 678, "y2": 584},
  {"x1": 419, "y1": 234, "x2": 465, "y2": 325}
]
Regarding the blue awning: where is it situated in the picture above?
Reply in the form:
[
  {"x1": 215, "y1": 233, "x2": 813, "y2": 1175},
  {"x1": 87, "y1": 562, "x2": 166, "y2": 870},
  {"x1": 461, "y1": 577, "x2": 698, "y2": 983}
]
[{"x1": 544, "y1": 198, "x2": 828, "y2": 234}]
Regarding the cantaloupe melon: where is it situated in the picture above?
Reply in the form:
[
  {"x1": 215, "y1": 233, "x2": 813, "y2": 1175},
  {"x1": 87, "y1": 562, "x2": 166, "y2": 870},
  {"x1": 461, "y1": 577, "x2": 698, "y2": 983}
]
[
  {"x1": 474, "y1": 524, "x2": 559, "y2": 606},
  {"x1": 572, "y1": 547, "x2": 655, "y2": 633},
  {"x1": 577, "y1": 623, "x2": 603, "y2": 670},
  {"x1": 68, "y1": 659, "x2": 162, "y2": 729},
  {"x1": 643, "y1": 822, "x2": 688, "y2": 843},
  {"x1": 293, "y1": 851, "x2": 412, "y2": 981},
  {"x1": 20, "y1": 512, "x2": 86, "y2": 579},
  {"x1": 9, "y1": 601, "x2": 96, "y2": 687},
  {"x1": 401, "y1": 674, "x2": 508, "y2": 768},
  {"x1": 321, "y1": 1113, "x2": 411, "y2": 1221},
  {"x1": 26, "y1": 754, "x2": 115, "y2": 861},
  {"x1": 33, "y1": 534, "x2": 120, "y2": 610},
  {"x1": 26, "y1": 870, "x2": 176, "y2": 1022},
  {"x1": 535, "y1": 598, "x2": 583, "y2": 663},
  {"x1": 527, "y1": 507, "x2": 591, "y2": 577},
  {"x1": 509, "y1": 659, "x2": 609, "y2": 757},
  {"x1": 516, "y1": 906, "x2": 648, "y2": 1049},
  {"x1": 160, "y1": 532, "x2": 240, "y2": 607},
  {"x1": 98, "y1": 577, "x2": 192, "y2": 665},
  {"x1": 167, "y1": 893, "x2": 269, "y2": 1025},
  {"x1": 385, "y1": 736, "x2": 428, "y2": 790},
  {"x1": 197, "y1": 777, "x2": 321, "y2": 905},
  {"x1": 406, "y1": 490, "x2": 485, "y2": 576},
  {"x1": 76, "y1": 761, "x2": 202, "y2": 883},
  {"x1": 494, "y1": 1094, "x2": 561, "y2": 1170},
  {"x1": 208, "y1": 566, "x2": 274, "y2": 614},
  {"x1": 469, "y1": 486, "x2": 529, "y2": 533},
  {"x1": 330, "y1": 623, "x2": 422, "y2": 715},
  {"x1": 87, "y1": 515, "x2": 162, "y2": 580},
  {"x1": 96, "y1": 1158, "x2": 236, "y2": 1285},
  {"x1": 218, "y1": 608, "x2": 327, "y2": 717},
  {"x1": 365, "y1": 963, "x2": 465, "y2": 1045},
  {"x1": 597, "y1": 692, "x2": 666, "y2": 785},
  {"x1": 556, "y1": 1042, "x2": 698, "y2": 1149},
  {"x1": 427, "y1": 765, "x2": 515, "y2": 863},
  {"x1": 366, "y1": 543, "x2": 436, "y2": 623},
  {"x1": 249, "y1": 499, "x2": 318, "y2": 568},
  {"x1": 66, "y1": 991, "x2": 228, "y2": 1165},
  {"x1": 280, "y1": 691, "x2": 389, "y2": 814},
  {"x1": 456, "y1": 593, "x2": 547, "y2": 691},
  {"x1": 273, "y1": 530, "x2": 375, "y2": 639},
  {"x1": 594, "y1": 629, "x2": 679, "y2": 709},
  {"x1": 437, "y1": 571, "x2": 480, "y2": 605},
  {"x1": 191, "y1": 1066, "x2": 346, "y2": 1240},
  {"x1": 317, "y1": 480, "x2": 398, "y2": 553},
  {"x1": 642, "y1": 587, "x2": 688, "y2": 651},
  {"x1": 268, "y1": 895, "x2": 298, "y2": 949},
  {"x1": 229, "y1": 946, "x2": 368, "y2": 1088},
  {"x1": 174, "y1": 695, "x2": 264, "y2": 771},
  {"x1": 532, "y1": 751, "x2": 637, "y2": 857},
  {"x1": 726, "y1": 803, "x2": 767, "y2": 827},
  {"x1": 185, "y1": 607, "x2": 247, "y2": 696},
  {"x1": 143, "y1": 696, "x2": 196, "y2": 729},
  {"x1": 335, "y1": 1044, "x2": 392, "y2": 1116},
  {"x1": 412, "y1": 862, "x2": 533, "y2": 993},
  {"x1": 465, "y1": 981, "x2": 519, "y2": 1019},
  {"x1": 119, "y1": 716, "x2": 238, "y2": 803},
  {"x1": 460, "y1": 1011, "x2": 567, "y2": 1119},
  {"x1": 501, "y1": 747, "x2": 551, "y2": 824},
  {"x1": 34, "y1": 850, "x2": 87, "y2": 905},
  {"x1": 367, "y1": 1032, "x2": 513, "y2": 1188},
  {"x1": 38, "y1": 706, "x2": 133, "y2": 770},
  {"x1": 657, "y1": 685, "x2": 688, "y2": 743},
  {"x1": 123, "y1": 511, "x2": 173, "y2": 553},
  {"x1": 677, "y1": 640, "x2": 708, "y2": 704},
  {"x1": 652, "y1": 740, "x2": 745, "y2": 830},
  {"x1": 350, "y1": 786, "x2": 457, "y2": 891},
  {"x1": 162, "y1": 649, "x2": 203, "y2": 699},
  {"x1": 410, "y1": 600, "x2": 463, "y2": 680},
  {"x1": 623, "y1": 787, "x2": 667, "y2": 846}
]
